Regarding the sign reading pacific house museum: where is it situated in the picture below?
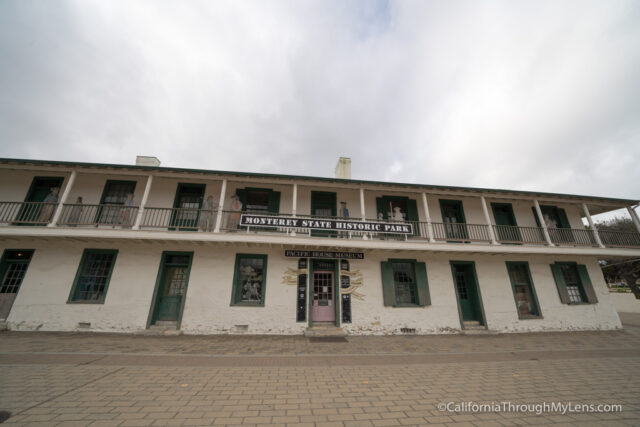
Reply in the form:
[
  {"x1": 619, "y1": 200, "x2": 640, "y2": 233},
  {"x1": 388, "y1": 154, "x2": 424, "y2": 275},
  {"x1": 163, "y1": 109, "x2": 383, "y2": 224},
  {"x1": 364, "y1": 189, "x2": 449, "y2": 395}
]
[{"x1": 240, "y1": 214, "x2": 414, "y2": 234}]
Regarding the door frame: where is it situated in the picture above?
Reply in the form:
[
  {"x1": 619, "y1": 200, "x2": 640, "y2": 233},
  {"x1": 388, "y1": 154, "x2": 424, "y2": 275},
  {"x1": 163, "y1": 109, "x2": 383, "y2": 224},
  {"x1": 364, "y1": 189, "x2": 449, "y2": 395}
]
[
  {"x1": 146, "y1": 251, "x2": 194, "y2": 329},
  {"x1": 308, "y1": 258, "x2": 340, "y2": 327},
  {"x1": 491, "y1": 202, "x2": 521, "y2": 243},
  {"x1": 18, "y1": 176, "x2": 64, "y2": 226},
  {"x1": 439, "y1": 199, "x2": 468, "y2": 241},
  {"x1": 171, "y1": 183, "x2": 205, "y2": 231},
  {"x1": 96, "y1": 179, "x2": 137, "y2": 225},
  {"x1": 0, "y1": 249, "x2": 34, "y2": 319},
  {"x1": 449, "y1": 261, "x2": 487, "y2": 328}
]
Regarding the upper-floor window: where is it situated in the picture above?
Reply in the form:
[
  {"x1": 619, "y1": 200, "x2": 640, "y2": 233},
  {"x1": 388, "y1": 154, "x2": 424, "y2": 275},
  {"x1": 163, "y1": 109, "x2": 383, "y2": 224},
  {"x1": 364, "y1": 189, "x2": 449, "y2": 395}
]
[{"x1": 236, "y1": 188, "x2": 280, "y2": 214}]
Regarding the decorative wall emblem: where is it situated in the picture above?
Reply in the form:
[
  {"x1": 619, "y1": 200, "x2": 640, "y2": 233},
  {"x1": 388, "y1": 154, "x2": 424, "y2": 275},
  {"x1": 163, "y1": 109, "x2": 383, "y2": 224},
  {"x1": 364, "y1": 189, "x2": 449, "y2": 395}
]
[
  {"x1": 340, "y1": 269, "x2": 364, "y2": 300},
  {"x1": 282, "y1": 267, "x2": 308, "y2": 286}
]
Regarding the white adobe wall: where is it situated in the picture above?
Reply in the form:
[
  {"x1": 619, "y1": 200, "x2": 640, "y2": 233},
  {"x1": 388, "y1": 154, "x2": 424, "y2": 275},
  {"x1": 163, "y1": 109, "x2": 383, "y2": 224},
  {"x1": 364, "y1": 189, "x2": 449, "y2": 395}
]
[
  {"x1": 609, "y1": 292, "x2": 640, "y2": 313},
  {"x1": 2, "y1": 239, "x2": 621, "y2": 334}
]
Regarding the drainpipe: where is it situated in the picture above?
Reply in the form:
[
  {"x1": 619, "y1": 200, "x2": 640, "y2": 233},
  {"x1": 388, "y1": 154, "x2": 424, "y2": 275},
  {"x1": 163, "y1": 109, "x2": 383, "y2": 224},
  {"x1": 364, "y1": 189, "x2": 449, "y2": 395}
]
[
  {"x1": 214, "y1": 179, "x2": 227, "y2": 233},
  {"x1": 481, "y1": 196, "x2": 498, "y2": 245},
  {"x1": 534, "y1": 199, "x2": 554, "y2": 246},
  {"x1": 133, "y1": 175, "x2": 153, "y2": 230},
  {"x1": 582, "y1": 203, "x2": 604, "y2": 248},
  {"x1": 48, "y1": 170, "x2": 77, "y2": 227}
]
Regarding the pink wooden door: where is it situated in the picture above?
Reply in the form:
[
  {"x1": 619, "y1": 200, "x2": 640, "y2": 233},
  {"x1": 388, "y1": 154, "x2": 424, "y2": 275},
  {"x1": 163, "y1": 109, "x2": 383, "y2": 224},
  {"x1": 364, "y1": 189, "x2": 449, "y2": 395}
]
[{"x1": 312, "y1": 271, "x2": 335, "y2": 322}]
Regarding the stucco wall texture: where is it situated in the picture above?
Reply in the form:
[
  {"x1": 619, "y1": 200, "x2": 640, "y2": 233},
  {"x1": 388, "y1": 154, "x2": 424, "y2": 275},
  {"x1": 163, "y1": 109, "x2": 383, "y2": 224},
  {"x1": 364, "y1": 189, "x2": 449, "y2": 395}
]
[{"x1": 3, "y1": 239, "x2": 621, "y2": 335}]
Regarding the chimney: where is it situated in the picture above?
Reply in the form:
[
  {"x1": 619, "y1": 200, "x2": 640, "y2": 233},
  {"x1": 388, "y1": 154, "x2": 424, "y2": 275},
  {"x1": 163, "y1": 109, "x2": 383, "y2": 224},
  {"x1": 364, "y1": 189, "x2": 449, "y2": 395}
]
[
  {"x1": 335, "y1": 157, "x2": 351, "y2": 179},
  {"x1": 136, "y1": 156, "x2": 161, "y2": 167}
]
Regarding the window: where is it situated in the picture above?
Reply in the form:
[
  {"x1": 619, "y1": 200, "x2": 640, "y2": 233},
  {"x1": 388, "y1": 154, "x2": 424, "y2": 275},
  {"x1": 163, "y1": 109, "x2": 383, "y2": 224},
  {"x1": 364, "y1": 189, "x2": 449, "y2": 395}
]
[
  {"x1": 69, "y1": 250, "x2": 118, "y2": 303},
  {"x1": 506, "y1": 262, "x2": 541, "y2": 318},
  {"x1": 236, "y1": 188, "x2": 281, "y2": 214},
  {"x1": 98, "y1": 181, "x2": 136, "y2": 225},
  {"x1": 245, "y1": 190, "x2": 270, "y2": 213},
  {"x1": 550, "y1": 262, "x2": 598, "y2": 305},
  {"x1": 380, "y1": 259, "x2": 430, "y2": 306},
  {"x1": 231, "y1": 254, "x2": 267, "y2": 306}
]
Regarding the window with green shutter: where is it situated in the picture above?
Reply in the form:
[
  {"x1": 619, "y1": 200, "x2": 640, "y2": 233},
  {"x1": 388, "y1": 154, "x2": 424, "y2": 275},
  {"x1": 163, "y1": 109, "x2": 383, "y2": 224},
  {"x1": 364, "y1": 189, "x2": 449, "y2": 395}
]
[
  {"x1": 231, "y1": 254, "x2": 268, "y2": 306},
  {"x1": 236, "y1": 188, "x2": 281, "y2": 214},
  {"x1": 380, "y1": 259, "x2": 430, "y2": 307},
  {"x1": 550, "y1": 262, "x2": 598, "y2": 305},
  {"x1": 68, "y1": 249, "x2": 118, "y2": 303}
]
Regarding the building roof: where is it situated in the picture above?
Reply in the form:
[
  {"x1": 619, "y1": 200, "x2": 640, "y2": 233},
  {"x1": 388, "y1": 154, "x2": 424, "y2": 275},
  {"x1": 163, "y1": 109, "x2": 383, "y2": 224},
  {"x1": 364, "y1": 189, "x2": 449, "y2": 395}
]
[{"x1": 0, "y1": 157, "x2": 637, "y2": 208}]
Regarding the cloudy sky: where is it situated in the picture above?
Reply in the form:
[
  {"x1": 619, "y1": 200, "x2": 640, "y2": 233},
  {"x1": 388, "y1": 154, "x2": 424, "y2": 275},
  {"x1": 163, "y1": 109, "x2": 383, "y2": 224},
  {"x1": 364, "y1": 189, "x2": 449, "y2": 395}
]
[{"x1": 0, "y1": 0, "x2": 639, "y2": 204}]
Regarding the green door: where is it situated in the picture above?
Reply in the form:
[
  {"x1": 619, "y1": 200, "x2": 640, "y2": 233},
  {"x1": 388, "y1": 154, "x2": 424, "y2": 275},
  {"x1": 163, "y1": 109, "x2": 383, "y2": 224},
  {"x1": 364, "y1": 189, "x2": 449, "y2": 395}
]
[
  {"x1": 452, "y1": 263, "x2": 483, "y2": 323},
  {"x1": 310, "y1": 191, "x2": 336, "y2": 237},
  {"x1": 440, "y1": 200, "x2": 468, "y2": 240},
  {"x1": 152, "y1": 253, "x2": 192, "y2": 324},
  {"x1": 17, "y1": 177, "x2": 64, "y2": 225},
  {"x1": 171, "y1": 184, "x2": 205, "y2": 230},
  {"x1": 491, "y1": 203, "x2": 521, "y2": 243}
]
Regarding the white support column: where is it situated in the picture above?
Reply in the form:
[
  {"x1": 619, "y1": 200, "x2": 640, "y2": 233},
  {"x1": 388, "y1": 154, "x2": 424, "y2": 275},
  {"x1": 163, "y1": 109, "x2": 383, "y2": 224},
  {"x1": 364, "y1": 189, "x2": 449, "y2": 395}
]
[
  {"x1": 360, "y1": 188, "x2": 368, "y2": 240},
  {"x1": 132, "y1": 175, "x2": 153, "y2": 230},
  {"x1": 628, "y1": 205, "x2": 640, "y2": 234},
  {"x1": 48, "y1": 170, "x2": 77, "y2": 227},
  {"x1": 534, "y1": 199, "x2": 554, "y2": 246},
  {"x1": 481, "y1": 196, "x2": 498, "y2": 245},
  {"x1": 292, "y1": 184, "x2": 298, "y2": 216},
  {"x1": 421, "y1": 192, "x2": 435, "y2": 243},
  {"x1": 214, "y1": 179, "x2": 227, "y2": 233},
  {"x1": 582, "y1": 203, "x2": 604, "y2": 248}
]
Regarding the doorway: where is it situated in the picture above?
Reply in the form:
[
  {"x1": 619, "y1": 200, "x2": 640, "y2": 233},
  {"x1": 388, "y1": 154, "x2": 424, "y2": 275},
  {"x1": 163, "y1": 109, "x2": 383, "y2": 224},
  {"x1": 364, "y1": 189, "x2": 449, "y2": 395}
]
[
  {"x1": 17, "y1": 177, "x2": 64, "y2": 225},
  {"x1": 171, "y1": 184, "x2": 205, "y2": 230},
  {"x1": 310, "y1": 259, "x2": 337, "y2": 324},
  {"x1": 451, "y1": 262, "x2": 485, "y2": 326},
  {"x1": 0, "y1": 250, "x2": 34, "y2": 319},
  {"x1": 491, "y1": 203, "x2": 521, "y2": 243},
  {"x1": 310, "y1": 191, "x2": 336, "y2": 237},
  {"x1": 149, "y1": 252, "x2": 193, "y2": 327},
  {"x1": 440, "y1": 200, "x2": 468, "y2": 241}
]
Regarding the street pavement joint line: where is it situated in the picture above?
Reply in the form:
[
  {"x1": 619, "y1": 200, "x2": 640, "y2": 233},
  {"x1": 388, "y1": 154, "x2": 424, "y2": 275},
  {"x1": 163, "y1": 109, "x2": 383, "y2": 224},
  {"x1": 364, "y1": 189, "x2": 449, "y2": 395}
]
[
  {"x1": 76, "y1": 355, "x2": 108, "y2": 366},
  {"x1": 10, "y1": 367, "x2": 124, "y2": 418}
]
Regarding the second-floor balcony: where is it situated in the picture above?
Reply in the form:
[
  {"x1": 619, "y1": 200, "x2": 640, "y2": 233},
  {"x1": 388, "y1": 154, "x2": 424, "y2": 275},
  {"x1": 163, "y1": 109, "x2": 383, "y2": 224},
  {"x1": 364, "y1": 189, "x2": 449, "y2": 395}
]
[{"x1": 2, "y1": 201, "x2": 639, "y2": 250}]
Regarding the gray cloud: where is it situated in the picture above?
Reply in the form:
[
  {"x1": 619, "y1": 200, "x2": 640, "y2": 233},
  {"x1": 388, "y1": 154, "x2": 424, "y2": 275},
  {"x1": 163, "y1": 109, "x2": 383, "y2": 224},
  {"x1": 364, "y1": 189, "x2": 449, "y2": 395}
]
[{"x1": 0, "y1": 0, "x2": 639, "y2": 202}]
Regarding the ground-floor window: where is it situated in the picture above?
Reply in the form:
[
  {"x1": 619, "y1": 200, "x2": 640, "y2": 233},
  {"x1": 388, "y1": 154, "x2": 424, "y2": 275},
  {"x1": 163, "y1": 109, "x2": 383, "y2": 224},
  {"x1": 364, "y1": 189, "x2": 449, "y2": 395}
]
[
  {"x1": 550, "y1": 262, "x2": 598, "y2": 305},
  {"x1": 231, "y1": 254, "x2": 268, "y2": 306},
  {"x1": 380, "y1": 259, "x2": 430, "y2": 307},
  {"x1": 506, "y1": 262, "x2": 541, "y2": 318},
  {"x1": 68, "y1": 249, "x2": 118, "y2": 303}
]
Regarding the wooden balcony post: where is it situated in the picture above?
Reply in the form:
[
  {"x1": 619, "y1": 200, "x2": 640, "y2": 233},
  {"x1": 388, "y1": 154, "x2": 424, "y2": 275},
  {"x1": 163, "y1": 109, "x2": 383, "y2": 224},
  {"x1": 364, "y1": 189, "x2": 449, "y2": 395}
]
[
  {"x1": 132, "y1": 175, "x2": 153, "y2": 230},
  {"x1": 214, "y1": 179, "x2": 227, "y2": 233},
  {"x1": 534, "y1": 199, "x2": 554, "y2": 246},
  {"x1": 582, "y1": 203, "x2": 604, "y2": 248},
  {"x1": 421, "y1": 192, "x2": 435, "y2": 243},
  {"x1": 292, "y1": 184, "x2": 298, "y2": 216},
  {"x1": 360, "y1": 188, "x2": 368, "y2": 240},
  {"x1": 48, "y1": 170, "x2": 77, "y2": 227},
  {"x1": 481, "y1": 196, "x2": 498, "y2": 244},
  {"x1": 628, "y1": 205, "x2": 640, "y2": 234}
]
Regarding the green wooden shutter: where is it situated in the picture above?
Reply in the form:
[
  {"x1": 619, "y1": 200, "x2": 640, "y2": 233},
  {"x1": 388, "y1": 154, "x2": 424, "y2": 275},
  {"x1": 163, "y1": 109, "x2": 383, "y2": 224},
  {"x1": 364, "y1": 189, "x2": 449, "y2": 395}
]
[
  {"x1": 380, "y1": 261, "x2": 395, "y2": 306},
  {"x1": 236, "y1": 189, "x2": 247, "y2": 211},
  {"x1": 268, "y1": 191, "x2": 281, "y2": 213},
  {"x1": 406, "y1": 199, "x2": 418, "y2": 221},
  {"x1": 550, "y1": 264, "x2": 570, "y2": 304},
  {"x1": 531, "y1": 207, "x2": 542, "y2": 227},
  {"x1": 376, "y1": 198, "x2": 386, "y2": 219},
  {"x1": 577, "y1": 264, "x2": 598, "y2": 304},
  {"x1": 557, "y1": 208, "x2": 571, "y2": 229},
  {"x1": 414, "y1": 262, "x2": 431, "y2": 306}
]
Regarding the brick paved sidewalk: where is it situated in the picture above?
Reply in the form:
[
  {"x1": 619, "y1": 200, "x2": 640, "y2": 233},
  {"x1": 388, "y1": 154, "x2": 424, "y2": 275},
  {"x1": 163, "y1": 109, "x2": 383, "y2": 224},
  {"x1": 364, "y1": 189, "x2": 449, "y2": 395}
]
[{"x1": 0, "y1": 313, "x2": 639, "y2": 426}]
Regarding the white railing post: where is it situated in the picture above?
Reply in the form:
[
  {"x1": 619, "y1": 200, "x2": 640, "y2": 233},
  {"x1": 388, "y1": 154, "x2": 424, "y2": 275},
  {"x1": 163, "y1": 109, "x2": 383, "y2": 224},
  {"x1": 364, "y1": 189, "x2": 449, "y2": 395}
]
[
  {"x1": 481, "y1": 196, "x2": 498, "y2": 244},
  {"x1": 534, "y1": 199, "x2": 554, "y2": 246},
  {"x1": 133, "y1": 175, "x2": 153, "y2": 230},
  {"x1": 48, "y1": 170, "x2": 77, "y2": 227},
  {"x1": 628, "y1": 206, "x2": 640, "y2": 234},
  {"x1": 582, "y1": 203, "x2": 604, "y2": 248},
  {"x1": 214, "y1": 179, "x2": 227, "y2": 233},
  {"x1": 421, "y1": 192, "x2": 435, "y2": 243}
]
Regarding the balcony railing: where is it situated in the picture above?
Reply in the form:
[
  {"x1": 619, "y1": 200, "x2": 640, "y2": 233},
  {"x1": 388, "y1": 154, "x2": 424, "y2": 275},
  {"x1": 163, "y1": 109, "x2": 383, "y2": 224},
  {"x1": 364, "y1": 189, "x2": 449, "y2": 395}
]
[
  {"x1": 0, "y1": 201, "x2": 57, "y2": 225},
  {"x1": 57, "y1": 204, "x2": 139, "y2": 227},
  {"x1": 141, "y1": 207, "x2": 217, "y2": 231},
  {"x1": 599, "y1": 230, "x2": 640, "y2": 248},
  {"x1": 1, "y1": 201, "x2": 639, "y2": 249}
]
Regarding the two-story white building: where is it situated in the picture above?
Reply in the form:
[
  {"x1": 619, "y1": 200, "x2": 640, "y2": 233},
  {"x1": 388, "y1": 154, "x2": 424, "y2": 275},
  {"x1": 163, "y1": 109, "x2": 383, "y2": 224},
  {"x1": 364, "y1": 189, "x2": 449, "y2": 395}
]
[{"x1": 1, "y1": 156, "x2": 639, "y2": 335}]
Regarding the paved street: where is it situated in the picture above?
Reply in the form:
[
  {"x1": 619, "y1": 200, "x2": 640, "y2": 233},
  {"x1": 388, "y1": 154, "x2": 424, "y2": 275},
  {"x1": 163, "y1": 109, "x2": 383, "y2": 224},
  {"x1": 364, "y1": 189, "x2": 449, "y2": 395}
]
[{"x1": 1, "y1": 314, "x2": 639, "y2": 426}]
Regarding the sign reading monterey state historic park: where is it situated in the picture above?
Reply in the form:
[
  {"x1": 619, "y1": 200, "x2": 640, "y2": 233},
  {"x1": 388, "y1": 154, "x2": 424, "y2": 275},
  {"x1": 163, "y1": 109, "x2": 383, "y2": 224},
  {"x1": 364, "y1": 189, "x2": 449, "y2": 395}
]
[{"x1": 239, "y1": 214, "x2": 414, "y2": 234}]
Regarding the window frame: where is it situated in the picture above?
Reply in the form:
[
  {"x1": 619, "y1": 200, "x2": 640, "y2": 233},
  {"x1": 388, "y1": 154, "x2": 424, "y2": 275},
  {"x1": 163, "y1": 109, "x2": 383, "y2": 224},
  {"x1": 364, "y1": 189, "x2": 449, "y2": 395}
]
[
  {"x1": 230, "y1": 254, "x2": 268, "y2": 307},
  {"x1": 381, "y1": 258, "x2": 430, "y2": 307},
  {"x1": 0, "y1": 249, "x2": 34, "y2": 295},
  {"x1": 67, "y1": 249, "x2": 118, "y2": 304},
  {"x1": 550, "y1": 261, "x2": 598, "y2": 305},
  {"x1": 505, "y1": 261, "x2": 542, "y2": 319}
]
